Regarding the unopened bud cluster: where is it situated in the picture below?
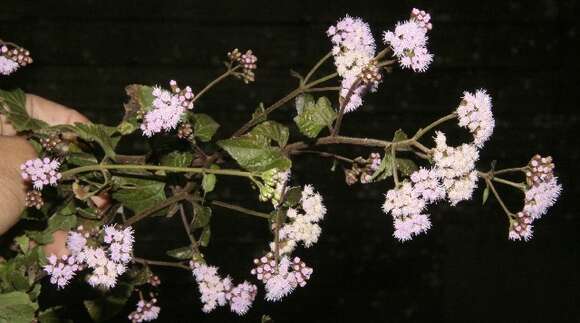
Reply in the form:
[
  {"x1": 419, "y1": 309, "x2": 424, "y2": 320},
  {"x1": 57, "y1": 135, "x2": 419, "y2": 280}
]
[
  {"x1": 25, "y1": 190, "x2": 44, "y2": 209},
  {"x1": 0, "y1": 42, "x2": 33, "y2": 75},
  {"x1": 40, "y1": 133, "x2": 64, "y2": 153},
  {"x1": 526, "y1": 154, "x2": 554, "y2": 187},
  {"x1": 508, "y1": 211, "x2": 533, "y2": 241},
  {"x1": 128, "y1": 297, "x2": 160, "y2": 323},
  {"x1": 228, "y1": 48, "x2": 258, "y2": 83}
]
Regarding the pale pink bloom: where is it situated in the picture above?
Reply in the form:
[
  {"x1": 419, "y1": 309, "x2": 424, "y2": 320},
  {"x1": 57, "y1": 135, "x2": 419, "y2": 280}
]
[
  {"x1": 0, "y1": 55, "x2": 19, "y2": 75},
  {"x1": 523, "y1": 177, "x2": 562, "y2": 219},
  {"x1": 141, "y1": 81, "x2": 194, "y2": 137},
  {"x1": 251, "y1": 255, "x2": 312, "y2": 302},
  {"x1": 383, "y1": 12, "x2": 433, "y2": 72},
  {"x1": 128, "y1": 298, "x2": 161, "y2": 322},
  {"x1": 508, "y1": 211, "x2": 534, "y2": 241},
  {"x1": 43, "y1": 254, "x2": 80, "y2": 289},
  {"x1": 393, "y1": 213, "x2": 432, "y2": 242},
  {"x1": 20, "y1": 158, "x2": 62, "y2": 190},
  {"x1": 457, "y1": 89, "x2": 495, "y2": 147}
]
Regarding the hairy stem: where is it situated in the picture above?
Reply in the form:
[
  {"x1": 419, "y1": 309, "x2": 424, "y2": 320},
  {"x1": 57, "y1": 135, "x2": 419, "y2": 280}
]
[
  {"x1": 391, "y1": 143, "x2": 399, "y2": 186},
  {"x1": 193, "y1": 65, "x2": 241, "y2": 103},
  {"x1": 210, "y1": 200, "x2": 271, "y2": 219},
  {"x1": 484, "y1": 178, "x2": 514, "y2": 217},
  {"x1": 303, "y1": 52, "x2": 332, "y2": 84},
  {"x1": 61, "y1": 164, "x2": 253, "y2": 179},
  {"x1": 133, "y1": 257, "x2": 190, "y2": 270},
  {"x1": 124, "y1": 191, "x2": 191, "y2": 226}
]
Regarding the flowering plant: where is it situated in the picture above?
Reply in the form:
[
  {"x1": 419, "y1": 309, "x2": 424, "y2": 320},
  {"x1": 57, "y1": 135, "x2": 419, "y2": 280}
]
[{"x1": 0, "y1": 8, "x2": 562, "y2": 322}]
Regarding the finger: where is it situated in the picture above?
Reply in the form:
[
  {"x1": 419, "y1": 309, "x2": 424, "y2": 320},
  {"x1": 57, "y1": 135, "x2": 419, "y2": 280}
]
[
  {"x1": 1, "y1": 94, "x2": 89, "y2": 136},
  {"x1": 42, "y1": 230, "x2": 69, "y2": 258}
]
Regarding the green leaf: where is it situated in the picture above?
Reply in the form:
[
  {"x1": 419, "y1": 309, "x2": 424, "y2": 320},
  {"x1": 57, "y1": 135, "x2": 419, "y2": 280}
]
[
  {"x1": 166, "y1": 246, "x2": 194, "y2": 260},
  {"x1": 293, "y1": 96, "x2": 336, "y2": 138},
  {"x1": 262, "y1": 315, "x2": 275, "y2": 323},
  {"x1": 84, "y1": 281, "x2": 133, "y2": 323},
  {"x1": 0, "y1": 291, "x2": 38, "y2": 323},
  {"x1": 482, "y1": 186, "x2": 490, "y2": 205},
  {"x1": 295, "y1": 94, "x2": 315, "y2": 115},
  {"x1": 396, "y1": 158, "x2": 419, "y2": 176},
  {"x1": 250, "y1": 121, "x2": 290, "y2": 148},
  {"x1": 14, "y1": 236, "x2": 29, "y2": 254},
  {"x1": 26, "y1": 202, "x2": 77, "y2": 245},
  {"x1": 284, "y1": 186, "x2": 302, "y2": 207},
  {"x1": 67, "y1": 152, "x2": 98, "y2": 167},
  {"x1": 393, "y1": 129, "x2": 409, "y2": 142},
  {"x1": 191, "y1": 205, "x2": 212, "y2": 229},
  {"x1": 0, "y1": 89, "x2": 49, "y2": 132},
  {"x1": 200, "y1": 227, "x2": 211, "y2": 247},
  {"x1": 120, "y1": 85, "x2": 155, "y2": 135},
  {"x1": 38, "y1": 306, "x2": 71, "y2": 323},
  {"x1": 202, "y1": 173, "x2": 216, "y2": 193},
  {"x1": 193, "y1": 113, "x2": 220, "y2": 142},
  {"x1": 217, "y1": 137, "x2": 291, "y2": 172},
  {"x1": 251, "y1": 103, "x2": 267, "y2": 123},
  {"x1": 160, "y1": 151, "x2": 193, "y2": 168},
  {"x1": 112, "y1": 176, "x2": 166, "y2": 214},
  {"x1": 68, "y1": 123, "x2": 118, "y2": 159},
  {"x1": 370, "y1": 154, "x2": 394, "y2": 181}
]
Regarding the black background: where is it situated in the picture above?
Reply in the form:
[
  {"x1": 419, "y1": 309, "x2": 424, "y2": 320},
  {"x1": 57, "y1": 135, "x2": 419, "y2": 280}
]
[{"x1": 1, "y1": 1, "x2": 579, "y2": 322}]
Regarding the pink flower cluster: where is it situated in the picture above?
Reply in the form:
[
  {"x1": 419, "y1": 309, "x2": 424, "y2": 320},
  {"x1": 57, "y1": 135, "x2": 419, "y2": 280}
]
[
  {"x1": 128, "y1": 298, "x2": 161, "y2": 323},
  {"x1": 327, "y1": 15, "x2": 379, "y2": 113},
  {"x1": 510, "y1": 155, "x2": 561, "y2": 241},
  {"x1": 44, "y1": 225, "x2": 134, "y2": 289},
  {"x1": 250, "y1": 253, "x2": 313, "y2": 302},
  {"x1": 20, "y1": 158, "x2": 62, "y2": 190},
  {"x1": 140, "y1": 80, "x2": 194, "y2": 137},
  {"x1": 191, "y1": 262, "x2": 257, "y2": 315},
  {"x1": 0, "y1": 44, "x2": 32, "y2": 75},
  {"x1": 457, "y1": 89, "x2": 495, "y2": 147},
  {"x1": 383, "y1": 8, "x2": 433, "y2": 72}
]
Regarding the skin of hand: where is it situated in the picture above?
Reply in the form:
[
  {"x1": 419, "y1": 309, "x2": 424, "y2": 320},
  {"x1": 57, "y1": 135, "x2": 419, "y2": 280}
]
[{"x1": 0, "y1": 94, "x2": 106, "y2": 256}]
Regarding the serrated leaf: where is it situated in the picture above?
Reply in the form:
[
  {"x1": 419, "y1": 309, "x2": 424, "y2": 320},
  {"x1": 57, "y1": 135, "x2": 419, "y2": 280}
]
[
  {"x1": 84, "y1": 281, "x2": 133, "y2": 323},
  {"x1": 251, "y1": 121, "x2": 290, "y2": 148},
  {"x1": 200, "y1": 227, "x2": 211, "y2": 247},
  {"x1": 70, "y1": 123, "x2": 118, "y2": 159},
  {"x1": 112, "y1": 176, "x2": 166, "y2": 214},
  {"x1": 393, "y1": 129, "x2": 408, "y2": 142},
  {"x1": 160, "y1": 151, "x2": 193, "y2": 168},
  {"x1": 283, "y1": 186, "x2": 302, "y2": 207},
  {"x1": 202, "y1": 173, "x2": 216, "y2": 193},
  {"x1": 67, "y1": 152, "x2": 98, "y2": 167},
  {"x1": 26, "y1": 202, "x2": 77, "y2": 245},
  {"x1": 396, "y1": 158, "x2": 419, "y2": 176},
  {"x1": 252, "y1": 103, "x2": 267, "y2": 123},
  {"x1": 0, "y1": 291, "x2": 38, "y2": 323},
  {"x1": 193, "y1": 113, "x2": 220, "y2": 142},
  {"x1": 14, "y1": 236, "x2": 29, "y2": 254},
  {"x1": 295, "y1": 94, "x2": 315, "y2": 115},
  {"x1": 191, "y1": 205, "x2": 212, "y2": 229},
  {"x1": 166, "y1": 246, "x2": 194, "y2": 260},
  {"x1": 293, "y1": 96, "x2": 336, "y2": 138},
  {"x1": 0, "y1": 88, "x2": 48, "y2": 132},
  {"x1": 482, "y1": 186, "x2": 490, "y2": 205},
  {"x1": 370, "y1": 154, "x2": 394, "y2": 181},
  {"x1": 121, "y1": 84, "x2": 154, "y2": 135},
  {"x1": 217, "y1": 137, "x2": 291, "y2": 172},
  {"x1": 38, "y1": 306, "x2": 71, "y2": 323}
]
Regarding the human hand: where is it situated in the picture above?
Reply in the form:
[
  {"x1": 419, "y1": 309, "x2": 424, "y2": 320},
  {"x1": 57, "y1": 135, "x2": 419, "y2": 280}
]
[{"x1": 0, "y1": 94, "x2": 104, "y2": 256}]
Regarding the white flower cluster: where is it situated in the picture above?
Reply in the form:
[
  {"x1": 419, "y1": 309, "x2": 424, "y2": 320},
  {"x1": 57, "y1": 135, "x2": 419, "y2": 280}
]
[
  {"x1": 20, "y1": 158, "x2": 62, "y2": 190},
  {"x1": 383, "y1": 181, "x2": 432, "y2": 242},
  {"x1": 140, "y1": 80, "x2": 194, "y2": 137},
  {"x1": 509, "y1": 155, "x2": 562, "y2": 241},
  {"x1": 327, "y1": 15, "x2": 379, "y2": 113},
  {"x1": 0, "y1": 44, "x2": 32, "y2": 75},
  {"x1": 191, "y1": 262, "x2": 257, "y2": 315},
  {"x1": 273, "y1": 185, "x2": 327, "y2": 254},
  {"x1": 128, "y1": 298, "x2": 161, "y2": 323},
  {"x1": 432, "y1": 131, "x2": 480, "y2": 206},
  {"x1": 250, "y1": 253, "x2": 313, "y2": 302},
  {"x1": 383, "y1": 8, "x2": 433, "y2": 72},
  {"x1": 457, "y1": 89, "x2": 495, "y2": 147},
  {"x1": 44, "y1": 225, "x2": 134, "y2": 289},
  {"x1": 43, "y1": 254, "x2": 80, "y2": 289}
]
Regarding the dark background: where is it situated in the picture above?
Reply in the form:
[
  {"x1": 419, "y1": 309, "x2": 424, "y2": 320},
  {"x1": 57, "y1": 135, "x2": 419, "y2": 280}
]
[{"x1": 1, "y1": 1, "x2": 579, "y2": 322}]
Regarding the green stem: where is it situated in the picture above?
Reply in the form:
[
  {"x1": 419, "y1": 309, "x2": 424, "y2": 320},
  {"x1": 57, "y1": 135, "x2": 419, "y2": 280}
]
[
  {"x1": 193, "y1": 65, "x2": 241, "y2": 103},
  {"x1": 391, "y1": 143, "x2": 399, "y2": 187},
  {"x1": 303, "y1": 52, "x2": 332, "y2": 84},
  {"x1": 484, "y1": 178, "x2": 514, "y2": 217},
  {"x1": 211, "y1": 200, "x2": 271, "y2": 219},
  {"x1": 61, "y1": 164, "x2": 253, "y2": 179},
  {"x1": 493, "y1": 167, "x2": 527, "y2": 175},
  {"x1": 124, "y1": 191, "x2": 191, "y2": 226},
  {"x1": 133, "y1": 257, "x2": 190, "y2": 270},
  {"x1": 491, "y1": 177, "x2": 526, "y2": 191},
  {"x1": 412, "y1": 113, "x2": 457, "y2": 141},
  {"x1": 305, "y1": 86, "x2": 341, "y2": 93}
]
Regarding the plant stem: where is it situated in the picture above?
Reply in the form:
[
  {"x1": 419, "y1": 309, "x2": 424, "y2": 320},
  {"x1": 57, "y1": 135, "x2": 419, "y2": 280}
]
[
  {"x1": 484, "y1": 178, "x2": 513, "y2": 217},
  {"x1": 305, "y1": 86, "x2": 341, "y2": 93},
  {"x1": 124, "y1": 191, "x2": 191, "y2": 226},
  {"x1": 290, "y1": 149, "x2": 354, "y2": 164},
  {"x1": 391, "y1": 143, "x2": 399, "y2": 186},
  {"x1": 303, "y1": 52, "x2": 332, "y2": 84},
  {"x1": 179, "y1": 204, "x2": 196, "y2": 245},
  {"x1": 193, "y1": 65, "x2": 241, "y2": 103},
  {"x1": 412, "y1": 113, "x2": 457, "y2": 141},
  {"x1": 331, "y1": 78, "x2": 362, "y2": 136},
  {"x1": 493, "y1": 167, "x2": 527, "y2": 175},
  {"x1": 316, "y1": 135, "x2": 392, "y2": 148},
  {"x1": 491, "y1": 177, "x2": 526, "y2": 191},
  {"x1": 133, "y1": 257, "x2": 190, "y2": 270},
  {"x1": 61, "y1": 164, "x2": 253, "y2": 179},
  {"x1": 210, "y1": 200, "x2": 271, "y2": 219}
]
